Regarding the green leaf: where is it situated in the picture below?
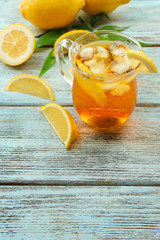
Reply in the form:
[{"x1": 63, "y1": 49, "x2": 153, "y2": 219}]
[
  {"x1": 98, "y1": 25, "x2": 130, "y2": 32},
  {"x1": 71, "y1": 24, "x2": 92, "y2": 31},
  {"x1": 91, "y1": 13, "x2": 110, "y2": 27},
  {"x1": 35, "y1": 31, "x2": 48, "y2": 38},
  {"x1": 39, "y1": 49, "x2": 56, "y2": 77},
  {"x1": 78, "y1": 16, "x2": 87, "y2": 25},
  {"x1": 35, "y1": 29, "x2": 64, "y2": 49},
  {"x1": 98, "y1": 33, "x2": 152, "y2": 49},
  {"x1": 78, "y1": 17, "x2": 93, "y2": 31},
  {"x1": 139, "y1": 41, "x2": 152, "y2": 47},
  {"x1": 98, "y1": 33, "x2": 138, "y2": 47},
  {"x1": 99, "y1": 33, "x2": 130, "y2": 42},
  {"x1": 103, "y1": 13, "x2": 110, "y2": 20}
]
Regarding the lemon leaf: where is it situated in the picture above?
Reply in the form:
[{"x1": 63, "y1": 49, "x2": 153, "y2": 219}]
[
  {"x1": 71, "y1": 24, "x2": 93, "y2": 31},
  {"x1": 105, "y1": 33, "x2": 132, "y2": 42},
  {"x1": 91, "y1": 13, "x2": 110, "y2": 27},
  {"x1": 78, "y1": 17, "x2": 93, "y2": 31},
  {"x1": 98, "y1": 33, "x2": 152, "y2": 48},
  {"x1": 99, "y1": 33, "x2": 140, "y2": 47},
  {"x1": 98, "y1": 25, "x2": 130, "y2": 31},
  {"x1": 35, "y1": 29, "x2": 65, "y2": 49},
  {"x1": 139, "y1": 41, "x2": 152, "y2": 47},
  {"x1": 39, "y1": 49, "x2": 56, "y2": 77}
]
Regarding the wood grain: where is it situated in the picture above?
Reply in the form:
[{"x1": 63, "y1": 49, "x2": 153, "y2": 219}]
[
  {"x1": 0, "y1": 57, "x2": 160, "y2": 106},
  {"x1": 0, "y1": 1, "x2": 160, "y2": 239},
  {"x1": 0, "y1": 106, "x2": 160, "y2": 184},
  {"x1": 0, "y1": 186, "x2": 160, "y2": 239},
  {"x1": 0, "y1": 0, "x2": 160, "y2": 107}
]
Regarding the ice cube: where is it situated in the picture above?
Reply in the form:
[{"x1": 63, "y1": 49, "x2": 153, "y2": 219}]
[
  {"x1": 90, "y1": 59, "x2": 110, "y2": 75},
  {"x1": 109, "y1": 41, "x2": 129, "y2": 56},
  {"x1": 111, "y1": 61, "x2": 128, "y2": 74},
  {"x1": 111, "y1": 47, "x2": 125, "y2": 56},
  {"x1": 110, "y1": 84, "x2": 130, "y2": 96},
  {"x1": 110, "y1": 54, "x2": 131, "y2": 74},
  {"x1": 79, "y1": 47, "x2": 93, "y2": 61},
  {"x1": 84, "y1": 58, "x2": 96, "y2": 67},
  {"x1": 97, "y1": 81, "x2": 119, "y2": 91},
  {"x1": 95, "y1": 46, "x2": 109, "y2": 58}
]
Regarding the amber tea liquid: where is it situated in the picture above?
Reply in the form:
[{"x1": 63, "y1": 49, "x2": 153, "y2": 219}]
[{"x1": 72, "y1": 41, "x2": 137, "y2": 129}]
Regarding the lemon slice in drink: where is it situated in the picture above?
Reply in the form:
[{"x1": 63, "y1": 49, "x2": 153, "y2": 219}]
[
  {"x1": 74, "y1": 69, "x2": 106, "y2": 106},
  {"x1": 41, "y1": 103, "x2": 78, "y2": 150},
  {"x1": 53, "y1": 30, "x2": 90, "y2": 56},
  {"x1": 0, "y1": 24, "x2": 35, "y2": 66},
  {"x1": 76, "y1": 59, "x2": 93, "y2": 74},
  {"x1": 126, "y1": 50, "x2": 158, "y2": 73},
  {"x1": 5, "y1": 74, "x2": 55, "y2": 100}
]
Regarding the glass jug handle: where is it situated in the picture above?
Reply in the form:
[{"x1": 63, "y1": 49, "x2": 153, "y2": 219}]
[{"x1": 55, "y1": 39, "x2": 73, "y2": 86}]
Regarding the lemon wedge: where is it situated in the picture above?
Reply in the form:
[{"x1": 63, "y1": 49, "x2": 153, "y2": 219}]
[
  {"x1": 5, "y1": 74, "x2": 55, "y2": 100},
  {"x1": 126, "y1": 50, "x2": 158, "y2": 73},
  {"x1": 40, "y1": 103, "x2": 78, "y2": 149},
  {"x1": 53, "y1": 30, "x2": 90, "y2": 56},
  {"x1": 0, "y1": 24, "x2": 35, "y2": 66}
]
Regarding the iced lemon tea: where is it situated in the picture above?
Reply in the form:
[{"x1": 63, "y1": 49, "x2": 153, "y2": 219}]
[{"x1": 72, "y1": 41, "x2": 137, "y2": 129}]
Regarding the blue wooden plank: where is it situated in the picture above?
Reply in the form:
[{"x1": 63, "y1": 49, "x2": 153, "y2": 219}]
[
  {"x1": 0, "y1": 106, "x2": 160, "y2": 184},
  {"x1": 0, "y1": 186, "x2": 160, "y2": 240}
]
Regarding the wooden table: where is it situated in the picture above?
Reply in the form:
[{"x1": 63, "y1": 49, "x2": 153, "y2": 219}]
[{"x1": 0, "y1": 0, "x2": 160, "y2": 239}]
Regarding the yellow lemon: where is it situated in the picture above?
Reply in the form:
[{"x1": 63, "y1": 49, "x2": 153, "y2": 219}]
[
  {"x1": 5, "y1": 74, "x2": 55, "y2": 100},
  {"x1": 40, "y1": 103, "x2": 78, "y2": 149},
  {"x1": 83, "y1": 0, "x2": 131, "y2": 15},
  {"x1": 20, "y1": 0, "x2": 85, "y2": 30},
  {"x1": 126, "y1": 50, "x2": 158, "y2": 73},
  {"x1": 0, "y1": 24, "x2": 35, "y2": 66}
]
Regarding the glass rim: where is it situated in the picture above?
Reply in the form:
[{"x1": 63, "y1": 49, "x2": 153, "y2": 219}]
[{"x1": 69, "y1": 30, "x2": 142, "y2": 81}]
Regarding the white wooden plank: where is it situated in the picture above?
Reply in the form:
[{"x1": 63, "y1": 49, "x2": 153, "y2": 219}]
[
  {"x1": 0, "y1": 106, "x2": 160, "y2": 183},
  {"x1": 0, "y1": 186, "x2": 160, "y2": 239}
]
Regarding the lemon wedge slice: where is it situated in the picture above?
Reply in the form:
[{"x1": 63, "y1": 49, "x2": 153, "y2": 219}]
[
  {"x1": 41, "y1": 103, "x2": 78, "y2": 149},
  {"x1": 53, "y1": 30, "x2": 90, "y2": 56},
  {"x1": 126, "y1": 50, "x2": 158, "y2": 73},
  {"x1": 74, "y1": 70, "x2": 106, "y2": 106},
  {"x1": 0, "y1": 24, "x2": 35, "y2": 66},
  {"x1": 5, "y1": 74, "x2": 55, "y2": 100}
]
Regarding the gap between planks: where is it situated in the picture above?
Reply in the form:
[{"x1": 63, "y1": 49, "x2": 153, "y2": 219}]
[
  {"x1": 0, "y1": 181, "x2": 160, "y2": 187},
  {"x1": 0, "y1": 103, "x2": 160, "y2": 107},
  {"x1": 0, "y1": 104, "x2": 74, "y2": 107}
]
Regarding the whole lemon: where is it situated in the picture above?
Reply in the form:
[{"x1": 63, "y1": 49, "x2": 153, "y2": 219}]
[
  {"x1": 83, "y1": 0, "x2": 131, "y2": 15},
  {"x1": 20, "y1": 0, "x2": 85, "y2": 30}
]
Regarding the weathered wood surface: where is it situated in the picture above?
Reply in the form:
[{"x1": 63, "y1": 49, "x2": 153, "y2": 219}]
[
  {"x1": 0, "y1": 106, "x2": 160, "y2": 184},
  {"x1": 0, "y1": 186, "x2": 160, "y2": 239},
  {"x1": 0, "y1": 59, "x2": 160, "y2": 106},
  {"x1": 0, "y1": 0, "x2": 160, "y2": 239}
]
